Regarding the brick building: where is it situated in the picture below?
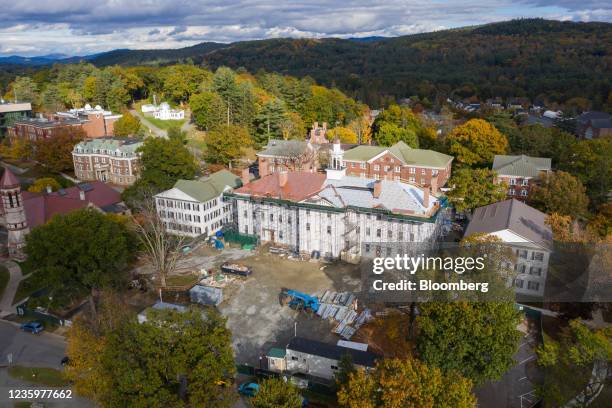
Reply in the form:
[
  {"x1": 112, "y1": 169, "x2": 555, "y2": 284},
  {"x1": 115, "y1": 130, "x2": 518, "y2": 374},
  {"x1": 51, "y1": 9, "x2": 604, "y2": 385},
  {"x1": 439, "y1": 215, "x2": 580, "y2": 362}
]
[
  {"x1": 342, "y1": 141, "x2": 453, "y2": 191},
  {"x1": 72, "y1": 138, "x2": 142, "y2": 186},
  {"x1": 55, "y1": 104, "x2": 122, "y2": 138},
  {"x1": 492, "y1": 155, "x2": 552, "y2": 200},
  {"x1": 8, "y1": 116, "x2": 84, "y2": 143},
  {"x1": 257, "y1": 139, "x2": 318, "y2": 177}
]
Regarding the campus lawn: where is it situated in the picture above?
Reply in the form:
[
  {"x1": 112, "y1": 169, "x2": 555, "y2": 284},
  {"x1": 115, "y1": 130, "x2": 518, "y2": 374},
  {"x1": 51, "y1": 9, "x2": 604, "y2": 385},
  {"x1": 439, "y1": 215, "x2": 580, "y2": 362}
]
[
  {"x1": 8, "y1": 366, "x2": 69, "y2": 387},
  {"x1": 145, "y1": 116, "x2": 186, "y2": 130}
]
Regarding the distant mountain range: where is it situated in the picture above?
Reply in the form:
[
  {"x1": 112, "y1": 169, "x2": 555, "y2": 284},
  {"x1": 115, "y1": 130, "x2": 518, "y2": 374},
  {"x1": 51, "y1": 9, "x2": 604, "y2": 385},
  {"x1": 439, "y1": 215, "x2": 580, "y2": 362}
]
[{"x1": 1, "y1": 19, "x2": 610, "y2": 108}]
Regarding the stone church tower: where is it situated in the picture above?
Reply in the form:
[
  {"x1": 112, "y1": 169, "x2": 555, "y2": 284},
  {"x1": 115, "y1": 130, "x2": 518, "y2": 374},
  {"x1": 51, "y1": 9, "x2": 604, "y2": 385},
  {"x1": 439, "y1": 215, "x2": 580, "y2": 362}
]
[{"x1": 1, "y1": 168, "x2": 29, "y2": 260}]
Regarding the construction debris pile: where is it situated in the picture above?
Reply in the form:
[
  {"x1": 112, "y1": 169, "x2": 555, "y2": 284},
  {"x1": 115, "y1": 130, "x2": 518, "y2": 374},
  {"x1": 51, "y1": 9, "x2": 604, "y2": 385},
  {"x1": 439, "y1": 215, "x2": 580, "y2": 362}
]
[{"x1": 316, "y1": 290, "x2": 373, "y2": 339}]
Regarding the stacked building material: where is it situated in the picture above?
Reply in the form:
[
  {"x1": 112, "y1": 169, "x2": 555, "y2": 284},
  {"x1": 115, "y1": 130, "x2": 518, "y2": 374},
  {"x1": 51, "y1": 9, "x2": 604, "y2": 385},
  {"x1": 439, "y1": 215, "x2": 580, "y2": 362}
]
[{"x1": 315, "y1": 290, "x2": 373, "y2": 339}]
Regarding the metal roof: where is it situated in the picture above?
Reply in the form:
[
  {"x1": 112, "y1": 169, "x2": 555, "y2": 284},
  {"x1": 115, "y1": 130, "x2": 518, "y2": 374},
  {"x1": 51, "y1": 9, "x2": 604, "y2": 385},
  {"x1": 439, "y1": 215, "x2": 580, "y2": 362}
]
[
  {"x1": 343, "y1": 141, "x2": 452, "y2": 168},
  {"x1": 169, "y1": 170, "x2": 242, "y2": 203},
  {"x1": 492, "y1": 155, "x2": 551, "y2": 178},
  {"x1": 287, "y1": 337, "x2": 379, "y2": 367}
]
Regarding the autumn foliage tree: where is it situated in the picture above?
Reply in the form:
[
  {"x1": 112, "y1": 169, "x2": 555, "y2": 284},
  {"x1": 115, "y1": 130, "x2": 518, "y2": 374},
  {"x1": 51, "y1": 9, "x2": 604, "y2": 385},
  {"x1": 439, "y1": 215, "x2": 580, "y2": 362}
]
[
  {"x1": 529, "y1": 171, "x2": 589, "y2": 218},
  {"x1": 327, "y1": 126, "x2": 358, "y2": 144},
  {"x1": 250, "y1": 378, "x2": 303, "y2": 408},
  {"x1": 447, "y1": 167, "x2": 507, "y2": 212},
  {"x1": 113, "y1": 110, "x2": 141, "y2": 137},
  {"x1": 447, "y1": 119, "x2": 508, "y2": 166},
  {"x1": 205, "y1": 124, "x2": 252, "y2": 165},
  {"x1": 34, "y1": 127, "x2": 85, "y2": 172},
  {"x1": 27, "y1": 177, "x2": 61, "y2": 193},
  {"x1": 337, "y1": 358, "x2": 476, "y2": 408}
]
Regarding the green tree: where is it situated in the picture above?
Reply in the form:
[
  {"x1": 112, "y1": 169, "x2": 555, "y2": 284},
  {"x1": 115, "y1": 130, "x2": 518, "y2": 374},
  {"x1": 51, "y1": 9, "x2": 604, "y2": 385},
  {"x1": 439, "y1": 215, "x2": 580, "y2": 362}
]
[
  {"x1": 279, "y1": 112, "x2": 306, "y2": 140},
  {"x1": 24, "y1": 209, "x2": 134, "y2": 311},
  {"x1": 254, "y1": 98, "x2": 287, "y2": 146},
  {"x1": 6, "y1": 76, "x2": 38, "y2": 104},
  {"x1": 416, "y1": 302, "x2": 521, "y2": 384},
  {"x1": 34, "y1": 127, "x2": 85, "y2": 172},
  {"x1": 536, "y1": 320, "x2": 612, "y2": 407},
  {"x1": 529, "y1": 171, "x2": 589, "y2": 217},
  {"x1": 205, "y1": 125, "x2": 252, "y2": 165},
  {"x1": 335, "y1": 353, "x2": 356, "y2": 387},
  {"x1": 250, "y1": 378, "x2": 303, "y2": 408},
  {"x1": 561, "y1": 139, "x2": 611, "y2": 206},
  {"x1": 27, "y1": 177, "x2": 61, "y2": 193},
  {"x1": 41, "y1": 84, "x2": 64, "y2": 111},
  {"x1": 161, "y1": 65, "x2": 209, "y2": 103},
  {"x1": 374, "y1": 122, "x2": 418, "y2": 147},
  {"x1": 447, "y1": 119, "x2": 508, "y2": 166},
  {"x1": 138, "y1": 137, "x2": 197, "y2": 191},
  {"x1": 113, "y1": 110, "x2": 141, "y2": 137},
  {"x1": 337, "y1": 358, "x2": 476, "y2": 408},
  {"x1": 190, "y1": 91, "x2": 227, "y2": 131},
  {"x1": 71, "y1": 306, "x2": 236, "y2": 407},
  {"x1": 447, "y1": 167, "x2": 507, "y2": 212}
]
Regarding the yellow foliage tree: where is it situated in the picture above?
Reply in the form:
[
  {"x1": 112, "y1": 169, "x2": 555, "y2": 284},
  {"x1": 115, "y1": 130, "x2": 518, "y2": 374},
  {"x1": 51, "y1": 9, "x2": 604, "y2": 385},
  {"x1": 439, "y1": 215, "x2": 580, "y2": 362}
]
[
  {"x1": 0, "y1": 138, "x2": 33, "y2": 160},
  {"x1": 337, "y1": 358, "x2": 476, "y2": 408},
  {"x1": 28, "y1": 177, "x2": 61, "y2": 193},
  {"x1": 327, "y1": 127, "x2": 358, "y2": 144},
  {"x1": 348, "y1": 116, "x2": 372, "y2": 144},
  {"x1": 447, "y1": 119, "x2": 508, "y2": 166}
]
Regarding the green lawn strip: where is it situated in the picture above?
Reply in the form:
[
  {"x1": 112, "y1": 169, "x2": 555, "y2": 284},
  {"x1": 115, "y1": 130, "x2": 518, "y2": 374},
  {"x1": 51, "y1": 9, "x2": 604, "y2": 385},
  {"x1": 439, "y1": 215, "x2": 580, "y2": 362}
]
[
  {"x1": 0, "y1": 265, "x2": 9, "y2": 300},
  {"x1": 165, "y1": 274, "x2": 198, "y2": 287},
  {"x1": 8, "y1": 366, "x2": 69, "y2": 387},
  {"x1": 145, "y1": 116, "x2": 186, "y2": 130}
]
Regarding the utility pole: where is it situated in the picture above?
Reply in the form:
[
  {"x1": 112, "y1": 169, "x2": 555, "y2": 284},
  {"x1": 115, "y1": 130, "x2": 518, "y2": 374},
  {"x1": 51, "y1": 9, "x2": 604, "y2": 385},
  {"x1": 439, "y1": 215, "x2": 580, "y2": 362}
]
[{"x1": 267, "y1": 114, "x2": 270, "y2": 143}]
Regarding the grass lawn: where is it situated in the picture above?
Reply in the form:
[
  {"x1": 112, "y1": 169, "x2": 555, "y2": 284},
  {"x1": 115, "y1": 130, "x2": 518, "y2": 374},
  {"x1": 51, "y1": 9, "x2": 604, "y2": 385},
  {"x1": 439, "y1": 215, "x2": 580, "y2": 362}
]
[
  {"x1": 0, "y1": 265, "x2": 9, "y2": 301},
  {"x1": 165, "y1": 274, "x2": 198, "y2": 287},
  {"x1": 145, "y1": 116, "x2": 186, "y2": 130},
  {"x1": 8, "y1": 366, "x2": 69, "y2": 387},
  {"x1": 12, "y1": 276, "x2": 40, "y2": 306}
]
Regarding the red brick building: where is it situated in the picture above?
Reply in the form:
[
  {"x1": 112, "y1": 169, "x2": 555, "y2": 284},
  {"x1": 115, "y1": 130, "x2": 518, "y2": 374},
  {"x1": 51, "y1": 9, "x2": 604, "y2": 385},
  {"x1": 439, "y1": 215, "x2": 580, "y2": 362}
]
[
  {"x1": 341, "y1": 141, "x2": 453, "y2": 191},
  {"x1": 492, "y1": 155, "x2": 552, "y2": 200}
]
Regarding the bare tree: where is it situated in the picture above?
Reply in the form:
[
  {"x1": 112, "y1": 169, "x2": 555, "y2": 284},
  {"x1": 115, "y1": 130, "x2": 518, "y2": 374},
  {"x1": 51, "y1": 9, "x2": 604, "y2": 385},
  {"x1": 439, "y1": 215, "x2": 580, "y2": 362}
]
[
  {"x1": 129, "y1": 191, "x2": 190, "y2": 287},
  {"x1": 281, "y1": 142, "x2": 318, "y2": 171}
]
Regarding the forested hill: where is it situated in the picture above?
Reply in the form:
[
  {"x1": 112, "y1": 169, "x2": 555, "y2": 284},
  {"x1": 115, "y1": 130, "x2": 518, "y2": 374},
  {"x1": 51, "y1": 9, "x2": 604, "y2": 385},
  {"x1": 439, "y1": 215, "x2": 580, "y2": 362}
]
[
  {"x1": 89, "y1": 19, "x2": 612, "y2": 109},
  {"x1": 2, "y1": 19, "x2": 611, "y2": 108}
]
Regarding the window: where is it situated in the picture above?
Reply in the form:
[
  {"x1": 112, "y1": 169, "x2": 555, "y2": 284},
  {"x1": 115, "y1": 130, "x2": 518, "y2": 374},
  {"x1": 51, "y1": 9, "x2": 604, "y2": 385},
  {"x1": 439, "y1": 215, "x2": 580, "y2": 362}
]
[
  {"x1": 409, "y1": 177, "x2": 415, "y2": 183},
  {"x1": 279, "y1": 215, "x2": 282, "y2": 223},
  {"x1": 410, "y1": 233, "x2": 414, "y2": 241},
  {"x1": 384, "y1": 166, "x2": 390, "y2": 171},
  {"x1": 366, "y1": 227, "x2": 371, "y2": 236},
  {"x1": 376, "y1": 229, "x2": 381, "y2": 238},
  {"x1": 360, "y1": 163, "x2": 366, "y2": 169},
  {"x1": 365, "y1": 244, "x2": 370, "y2": 253},
  {"x1": 432, "y1": 170, "x2": 439, "y2": 176},
  {"x1": 527, "y1": 281, "x2": 540, "y2": 291},
  {"x1": 515, "y1": 279, "x2": 524, "y2": 288},
  {"x1": 327, "y1": 213, "x2": 331, "y2": 218},
  {"x1": 532, "y1": 252, "x2": 544, "y2": 261},
  {"x1": 510, "y1": 178, "x2": 517, "y2": 185},
  {"x1": 522, "y1": 179, "x2": 529, "y2": 186},
  {"x1": 270, "y1": 214, "x2": 274, "y2": 222},
  {"x1": 291, "y1": 356, "x2": 298, "y2": 361},
  {"x1": 518, "y1": 250, "x2": 528, "y2": 259},
  {"x1": 374, "y1": 165, "x2": 380, "y2": 171},
  {"x1": 386, "y1": 247, "x2": 392, "y2": 256},
  {"x1": 288, "y1": 216, "x2": 292, "y2": 225},
  {"x1": 279, "y1": 231, "x2": 283, "y2": 239},
  {"x1": 387, "y1": 230, "x2": 393, "y2": 238},
  {"x1": 395, "y1": 166, "x2": 401, "y2": 172},
  {"x1": 530, "y1": 267, "x2": 542, "y2": 276},
  {"x1": 327, "y1": 226, "x2": 332, "y2": 234},
  {"x1": 421, "y1": 168, "x2": 426, "y2": 175},
  {"x1": 331, "y1": 365, "x2": 338, "y2": 370},
  {"x1": 306, "y1": 223, "x2": 310, "y2": 231},
  {"x1": 398, "y1": 231, "x2": 403, "y2": 240},
  {"x1": 409, "y1": 167, "x2": 415, "y2": 174},
  {"x1": 520, "y1": 190, "x2": 528, "y2": 197},
  {"x1": 509, "y1": 189, "x2": 515, "y2": 195}
]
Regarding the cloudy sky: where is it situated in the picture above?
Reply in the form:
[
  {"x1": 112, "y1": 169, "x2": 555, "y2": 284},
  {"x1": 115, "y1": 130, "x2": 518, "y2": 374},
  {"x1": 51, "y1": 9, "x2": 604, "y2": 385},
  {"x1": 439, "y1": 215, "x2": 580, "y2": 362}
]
[{"x1": 1, "y1": 0, "x2": 610, "y2": 57}]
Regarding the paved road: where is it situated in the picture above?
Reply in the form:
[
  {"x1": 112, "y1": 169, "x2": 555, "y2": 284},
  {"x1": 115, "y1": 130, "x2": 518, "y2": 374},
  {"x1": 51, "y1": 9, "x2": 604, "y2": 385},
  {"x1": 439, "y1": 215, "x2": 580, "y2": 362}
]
[
  {"x1": 0, "y1": 261, "x2": 25, "y2": 318},
  {"x1": 130, "y1": 109, "x2": 167, "y2": 138},
  {"x1": 0, "y1": 321, "x2": 94, "y2": 407},
  {"x1": 0, "y1": 320, "x2": 65, "y2": 369}
]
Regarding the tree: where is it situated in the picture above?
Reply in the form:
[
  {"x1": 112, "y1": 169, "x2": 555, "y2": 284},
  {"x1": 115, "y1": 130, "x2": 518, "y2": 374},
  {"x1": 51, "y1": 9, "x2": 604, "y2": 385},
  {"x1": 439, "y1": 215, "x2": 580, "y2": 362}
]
[
  {"x1": 0, "y1": 138, "x2": 33, "y2": 160},
  {"x1": 69, "y1": 305, "x2": 236, "y2": 407},
  {"x1": 337, "y1": 358, "x2": 476, "y2": 408},
  {"x1": 138, "y1": 137, "x2": 197, "y2": 191},
  {"x1": 348, "y1": 115, "x2": 372, "y2": 144},
  {"x1": 536, "y1": 320, "x2": 612, "y2": 407},
  {"x1": 130, "y1": 194, "x2": 189, "y2": 288},
  {"x1": 561, "y1": 139, "x2": 611, "y2": 206},
  {"x1": 416, "y1": 302, "x2": 521, "y2": 384},
  {"x1": 34, "y1": 127, "x2": 85, "y2": 172},
  {"x1": 587, "y1": 203, "x2": 612, "y2": 240},
  {"x1": 447, "y1": 167, "x2": 507, "y2": 212},
  {"x1": 254, "y1": 98, "x2": 287, "y2": 146},
  {"x1": 335, "y1": 353, "x2": 356, "y2": 387},
  {"x1": 327, "y1": 127, "x2": 358, "y2": 144},
  {"x1": 113, "y1": 111, "x2": 141, "y2": 137},
  {"x1": 279, "y1": 112, "x2": 306, "y2": 140},
  {"x1": 529, "y1": 171, "x2": 589, "y2": 217},
  {"x1": 7, "y1": 76, "x2": 38, "y2": 103},
  {"x1": 250, "y1": 378, "x2": 303, "y2": 408},
  {"x1": 27, "y1": 177, "x2": 61, "y2": 193},
  {"x1": 205, "y1": 125, "x2": 252, "y2": 165},
  {"x1": 447, "y1": 119, "x2": 508, "y2": 166},
  {"x1": 24, "y1": 209, "x2": 134, "y2": 312},
  {"x1": 190, "y1": 91, "x2": 227, "y2": 131},
  {"x1": 161, "y1": 65, "x2": 209, "y2": 103},
  {"x1": 375, "y1": 122, "x2": 418, "y2": 147}
]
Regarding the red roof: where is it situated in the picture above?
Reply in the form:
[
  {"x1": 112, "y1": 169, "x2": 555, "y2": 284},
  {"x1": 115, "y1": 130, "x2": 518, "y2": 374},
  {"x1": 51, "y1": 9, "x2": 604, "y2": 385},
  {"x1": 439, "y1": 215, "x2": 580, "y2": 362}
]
[
  {"x1": 22, "y1": 181, "x2": 122, "y2": 228},
  {"x1": 0, "y1": 168, "x2": 20, "y2": 188},
  {"x1": 235, "y1": 172, "x2": 326, "y2": 201}
]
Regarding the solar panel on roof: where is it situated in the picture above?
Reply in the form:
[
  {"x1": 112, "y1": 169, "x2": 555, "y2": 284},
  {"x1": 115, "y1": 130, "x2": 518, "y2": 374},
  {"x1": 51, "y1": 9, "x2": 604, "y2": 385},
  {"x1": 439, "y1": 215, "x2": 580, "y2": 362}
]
[{"x1": 78, "y1": 183, "x2": 93, "y2": 192}]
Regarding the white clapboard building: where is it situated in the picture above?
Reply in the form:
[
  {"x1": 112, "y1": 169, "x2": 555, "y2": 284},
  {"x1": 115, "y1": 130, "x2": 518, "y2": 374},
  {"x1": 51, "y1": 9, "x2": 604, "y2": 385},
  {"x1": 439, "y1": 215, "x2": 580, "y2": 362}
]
[{"x1": 155, "y1": 170, "x2": 242, "y2": 237}]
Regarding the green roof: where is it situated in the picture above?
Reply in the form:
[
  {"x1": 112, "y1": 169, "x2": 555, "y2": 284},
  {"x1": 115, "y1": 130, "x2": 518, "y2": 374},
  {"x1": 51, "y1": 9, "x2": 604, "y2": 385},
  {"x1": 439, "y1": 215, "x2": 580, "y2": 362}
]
[
  {"x1": 73, "y1": 138, "x2": 142, "y2": 156},
  {"x1": 492, "y1": 155, "x2": 551, "y2": 178},
  {"x1": 343, "y1": 141, "x2": 453, "y2": 168},
  {"x1": 267, "y1": 348, "x2": 287, "y2": 358},
  {"x1": 174, "y1": 170, "x2": 242, "y2": 203}
]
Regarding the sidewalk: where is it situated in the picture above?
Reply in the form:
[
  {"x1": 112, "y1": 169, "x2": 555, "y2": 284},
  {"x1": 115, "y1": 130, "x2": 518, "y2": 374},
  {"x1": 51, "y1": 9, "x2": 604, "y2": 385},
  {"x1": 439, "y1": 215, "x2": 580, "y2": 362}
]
[{"x1": 0, "y1": 261, "x2": 24, "y2": 318}]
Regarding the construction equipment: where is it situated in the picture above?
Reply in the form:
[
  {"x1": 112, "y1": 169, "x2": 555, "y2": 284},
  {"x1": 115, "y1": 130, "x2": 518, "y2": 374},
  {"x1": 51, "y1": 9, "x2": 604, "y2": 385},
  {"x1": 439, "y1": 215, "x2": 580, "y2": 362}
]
[{"x1": 280, "y1": 289, "x2": 320, "y2": 313}]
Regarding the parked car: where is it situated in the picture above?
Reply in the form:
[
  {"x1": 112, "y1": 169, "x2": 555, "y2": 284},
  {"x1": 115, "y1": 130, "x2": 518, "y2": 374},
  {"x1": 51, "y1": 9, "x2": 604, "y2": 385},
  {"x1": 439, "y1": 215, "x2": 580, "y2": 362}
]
[
  {"x1": 20, "y1": 321, "x2": 44, "y2": 334},
  {"x1": 61, "y1": 356, "x2": 70, "y2": 366},
  {"x1": 238, "y1": 382, "x2": 260, "y2": 397}
]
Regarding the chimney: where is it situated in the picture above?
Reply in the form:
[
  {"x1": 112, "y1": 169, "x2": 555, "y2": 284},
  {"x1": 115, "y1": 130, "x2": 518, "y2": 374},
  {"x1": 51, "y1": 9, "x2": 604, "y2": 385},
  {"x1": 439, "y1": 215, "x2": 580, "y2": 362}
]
[
  {"x1": 430, "y1": 175, "x2": 438, "y2": 194},
  {"x1": 313, "y1": 121, "x2": 318, "y2": 129},
  {"x1": 46, "y1": 185, "x2": 52, "y2": 194},
  {"x1": 79, "y1": 190, "x2": 86, "y2": 201},
  {"x1": 278, "y1": 171, "x2": 288, "y2": 188},
  {"x1": 423, "y1": 186, "x2": 430, "y2": 208},
  {"x1": 322, "y1": 122, "x2": 328, "y2": 130},
  {"x1": 241, "y1": 168, "x2": 250, "y2": 186},
  {"x1": 373, "y1": 180, "x2": 382, "y2": 198}
]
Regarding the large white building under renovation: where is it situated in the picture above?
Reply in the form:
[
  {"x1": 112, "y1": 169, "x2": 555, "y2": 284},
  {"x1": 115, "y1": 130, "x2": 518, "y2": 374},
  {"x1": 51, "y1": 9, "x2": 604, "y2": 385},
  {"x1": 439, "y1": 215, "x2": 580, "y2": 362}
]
[
  {"x1": 155, "y1": 170, "x2": 242, "y2": 237},
  {"x1": 228, "y1": 141, "x2": 446, "y2": 260}
]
